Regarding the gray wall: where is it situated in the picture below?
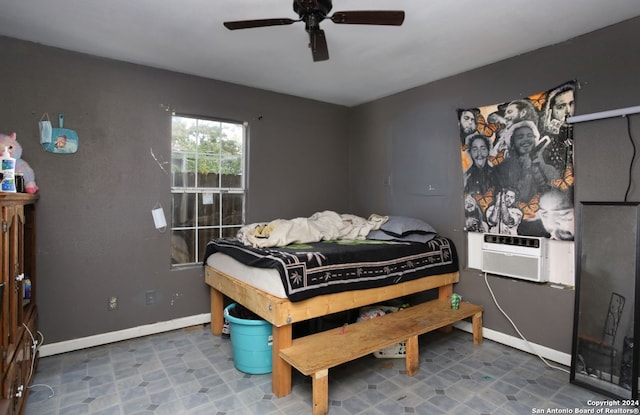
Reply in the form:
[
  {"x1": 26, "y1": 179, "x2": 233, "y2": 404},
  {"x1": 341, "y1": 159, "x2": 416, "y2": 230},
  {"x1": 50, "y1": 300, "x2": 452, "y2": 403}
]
[
  {"x1": 1, "y1": 16, "x2": 639, "y2": 353},
  {"x1": 349, "y1": 17, "x2": 640, "y2": 354},
  {"x1": 0, "y1": 37, "x2": 350, "y2": 343}
]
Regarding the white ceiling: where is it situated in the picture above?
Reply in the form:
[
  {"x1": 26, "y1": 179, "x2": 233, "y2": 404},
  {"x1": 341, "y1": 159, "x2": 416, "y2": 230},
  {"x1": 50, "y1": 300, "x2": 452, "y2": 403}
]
[{"x1": 1, "y1": 0, "x2": 639, "y2": 107}]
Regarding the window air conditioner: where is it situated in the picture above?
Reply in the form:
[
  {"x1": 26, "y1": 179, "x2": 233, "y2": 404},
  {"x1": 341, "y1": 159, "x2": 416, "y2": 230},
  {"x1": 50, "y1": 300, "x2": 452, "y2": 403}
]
[{"x1": 481, "y1": 233, "x2": 549, "y2": 283}]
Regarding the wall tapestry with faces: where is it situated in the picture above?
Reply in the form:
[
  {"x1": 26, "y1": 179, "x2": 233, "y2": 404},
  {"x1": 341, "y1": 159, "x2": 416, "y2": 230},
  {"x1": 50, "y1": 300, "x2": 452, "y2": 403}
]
[{"x1": 458, "y1": 81, "x2": 576, "y2": 240}]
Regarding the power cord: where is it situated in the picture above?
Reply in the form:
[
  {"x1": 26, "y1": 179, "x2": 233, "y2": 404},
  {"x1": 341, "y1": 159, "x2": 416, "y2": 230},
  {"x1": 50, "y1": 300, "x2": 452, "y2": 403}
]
[
  {"x1": 624, "y1": 115, "x2": 636, "y2": 202},
  {"x1": 483, "y1": 272, "x2": 569, "y2": 374},
  {"x1": 22, "y1": 323, "x2": 55, "y2": 398}
]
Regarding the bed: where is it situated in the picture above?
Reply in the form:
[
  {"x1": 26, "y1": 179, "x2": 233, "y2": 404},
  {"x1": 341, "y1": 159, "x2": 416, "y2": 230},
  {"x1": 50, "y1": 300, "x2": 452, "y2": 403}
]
[{"x1": 204, "y1": 213, "x2": 462, "y2": 397}]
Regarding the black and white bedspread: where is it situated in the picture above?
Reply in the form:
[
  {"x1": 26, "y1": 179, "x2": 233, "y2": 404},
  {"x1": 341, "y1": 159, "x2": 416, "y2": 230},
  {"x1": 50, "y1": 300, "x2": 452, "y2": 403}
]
[{"x1": 204, "y1": 236, "x2": 458, "y2": 302}]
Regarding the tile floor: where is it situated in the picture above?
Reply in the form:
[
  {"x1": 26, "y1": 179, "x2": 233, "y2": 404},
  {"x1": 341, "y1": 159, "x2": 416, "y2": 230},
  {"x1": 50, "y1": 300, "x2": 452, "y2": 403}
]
[{"x1": 24, "y1": 326, "x2": 631, "y2": 415}]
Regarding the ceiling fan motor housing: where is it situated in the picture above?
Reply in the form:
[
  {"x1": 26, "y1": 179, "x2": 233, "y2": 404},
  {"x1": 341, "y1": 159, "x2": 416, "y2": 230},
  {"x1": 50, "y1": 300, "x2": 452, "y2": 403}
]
[{"x1": 294, "y1": 0, "x2": 333, "y2": 21}]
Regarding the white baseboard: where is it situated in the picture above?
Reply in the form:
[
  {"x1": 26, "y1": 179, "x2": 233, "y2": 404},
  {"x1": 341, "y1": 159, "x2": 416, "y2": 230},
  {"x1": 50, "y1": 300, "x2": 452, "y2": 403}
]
[
  {"x1": 38, "y1": 313, "x2": 571, "y2": 368},
  {"x1": 38, "y1": 313, "x2": 211, "y2": 357},
  {"x1": 454, "y1": 321, "x2": 572, "y2": 367}
]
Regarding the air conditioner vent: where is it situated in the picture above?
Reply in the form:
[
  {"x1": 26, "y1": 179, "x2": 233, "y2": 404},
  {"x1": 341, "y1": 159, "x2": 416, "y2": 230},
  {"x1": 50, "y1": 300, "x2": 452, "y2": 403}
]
[{"x1": 481, "y1": 233, "x2": 549, "y2": 282}]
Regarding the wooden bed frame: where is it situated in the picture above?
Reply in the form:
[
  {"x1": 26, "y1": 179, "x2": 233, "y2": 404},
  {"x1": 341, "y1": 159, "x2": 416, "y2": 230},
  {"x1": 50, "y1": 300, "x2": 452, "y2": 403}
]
[{"x1": 205, "y1": 264, "x2": 460, "y2": 398}]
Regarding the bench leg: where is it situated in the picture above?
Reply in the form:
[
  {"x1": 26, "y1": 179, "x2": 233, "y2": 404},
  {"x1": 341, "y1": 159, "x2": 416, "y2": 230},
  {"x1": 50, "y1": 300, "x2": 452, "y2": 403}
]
[
  {"x1": 405, "y1": 335, "x2": 419, "y2": 376},
  {"x1": 472, "y1": 311, "x2": 483, "y2": 345},
  {"x1": 210, "y1": 287, "x2": 224, "y2": 335},
  {"x1": 312, "y1": 369, "x2": 329, "y2": 415},
  {"x1": 272, "y1": 324, "x2": 293, "y2": 397}
]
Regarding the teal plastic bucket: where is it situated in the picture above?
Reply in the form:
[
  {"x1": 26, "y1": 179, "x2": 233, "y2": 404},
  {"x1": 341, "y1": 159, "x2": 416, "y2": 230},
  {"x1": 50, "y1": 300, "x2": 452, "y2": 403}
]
[{"x1": 224, "y1": 303, "x2": 273, "y2": 374}]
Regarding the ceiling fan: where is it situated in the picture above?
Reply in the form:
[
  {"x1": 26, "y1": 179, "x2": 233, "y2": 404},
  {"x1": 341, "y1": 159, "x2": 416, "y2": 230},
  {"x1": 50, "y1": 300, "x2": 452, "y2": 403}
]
[{"x1": 223, "y1": 0, "x2": 405, "y2": 62}]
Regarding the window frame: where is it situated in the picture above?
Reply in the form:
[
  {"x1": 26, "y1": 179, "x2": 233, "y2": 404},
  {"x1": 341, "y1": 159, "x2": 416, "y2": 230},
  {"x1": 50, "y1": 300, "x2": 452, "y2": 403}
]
[{"x1": 170, "y1": 113, "x2": 247, "y2": 267}]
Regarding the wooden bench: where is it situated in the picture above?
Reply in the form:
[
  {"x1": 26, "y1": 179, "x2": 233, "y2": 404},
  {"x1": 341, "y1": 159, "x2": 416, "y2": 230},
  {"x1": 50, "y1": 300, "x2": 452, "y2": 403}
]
[{"x1": 279, "y1": 299, "x2": 483, "y2": 415}]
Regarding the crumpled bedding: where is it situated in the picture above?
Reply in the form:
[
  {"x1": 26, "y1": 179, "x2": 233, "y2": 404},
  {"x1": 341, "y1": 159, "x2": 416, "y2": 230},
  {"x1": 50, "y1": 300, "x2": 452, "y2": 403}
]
[{"x1": 237, "y1": 210, "x2": 388, "y2": 248}]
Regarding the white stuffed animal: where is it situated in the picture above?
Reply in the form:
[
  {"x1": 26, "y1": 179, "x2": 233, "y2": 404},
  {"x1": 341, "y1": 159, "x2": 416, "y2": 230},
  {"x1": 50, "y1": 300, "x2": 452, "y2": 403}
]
[{"x1": 0, "y1": 132, "x2": 38, "y2": 193}]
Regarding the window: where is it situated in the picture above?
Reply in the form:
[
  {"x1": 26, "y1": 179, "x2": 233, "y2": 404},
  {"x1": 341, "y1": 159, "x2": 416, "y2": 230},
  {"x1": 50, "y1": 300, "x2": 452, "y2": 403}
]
[{"x1": 170, "y1": 115, "x2": 246, "y2": 266}]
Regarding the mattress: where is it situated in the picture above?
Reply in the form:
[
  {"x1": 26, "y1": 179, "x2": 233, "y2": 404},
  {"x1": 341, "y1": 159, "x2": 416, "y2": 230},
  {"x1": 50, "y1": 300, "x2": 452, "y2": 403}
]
[
  {"x1": 204, "y1": 236, "x2": 458, "y2": 302},
  {"x1": 206, "y1": 252, "x2": 288, "y2": 298}
]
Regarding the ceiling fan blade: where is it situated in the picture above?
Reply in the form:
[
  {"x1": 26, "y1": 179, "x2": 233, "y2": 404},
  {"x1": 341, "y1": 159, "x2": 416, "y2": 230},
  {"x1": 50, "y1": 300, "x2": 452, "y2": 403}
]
[
  {"x1": 224, "y1": 18, "x2": 297, "y2": 30},
  {"x1": 308, "y1": 29, "x2": 329, "y2": 62},
  {"x1": 330, "y1": 10, "x2": 405, "y2": 26}
]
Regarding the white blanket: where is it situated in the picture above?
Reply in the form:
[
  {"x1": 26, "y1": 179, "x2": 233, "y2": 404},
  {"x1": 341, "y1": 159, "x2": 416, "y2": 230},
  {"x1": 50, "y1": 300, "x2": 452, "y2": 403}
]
[{"x1": 237, "y1": 211, "x2": 388, "y2": 248}]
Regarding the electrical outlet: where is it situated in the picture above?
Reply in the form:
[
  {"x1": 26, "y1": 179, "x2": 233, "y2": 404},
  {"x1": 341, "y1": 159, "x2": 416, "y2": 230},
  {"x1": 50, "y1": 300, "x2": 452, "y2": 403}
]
[
  {"x1": 145, "y1": 290, "x2": 156, "y2": 305},
  {"x1": 108, "y1": 296, "x2": 118, "y2": 311}
]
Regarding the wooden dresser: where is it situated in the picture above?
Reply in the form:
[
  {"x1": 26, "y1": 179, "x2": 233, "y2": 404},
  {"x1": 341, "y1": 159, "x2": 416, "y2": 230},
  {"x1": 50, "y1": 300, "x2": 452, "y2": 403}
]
[{"x1": 0, "y1": 193, "x2": 38, "y2": 415}]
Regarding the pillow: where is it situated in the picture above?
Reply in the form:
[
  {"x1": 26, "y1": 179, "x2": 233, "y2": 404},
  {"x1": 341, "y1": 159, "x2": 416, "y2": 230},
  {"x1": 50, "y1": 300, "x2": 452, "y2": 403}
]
[
  {"x1": 367, "y1": 229, "x2": 436, "y2": 243},
  {"x1": 379, "y1": 216, "x2": 437, "y2": 237}
]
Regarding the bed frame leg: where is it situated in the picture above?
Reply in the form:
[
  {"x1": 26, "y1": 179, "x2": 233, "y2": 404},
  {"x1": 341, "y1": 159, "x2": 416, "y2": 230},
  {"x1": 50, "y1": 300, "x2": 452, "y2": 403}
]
[
  {"x1": 438, "y1": 283, "x2": 454, "y2": 333},
  {"x1": 210, "y1": 287, "x2": 224, "y2": 335},
  {"x1": 272, "y1": 324, "x2": 293, "y2": 397}
]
